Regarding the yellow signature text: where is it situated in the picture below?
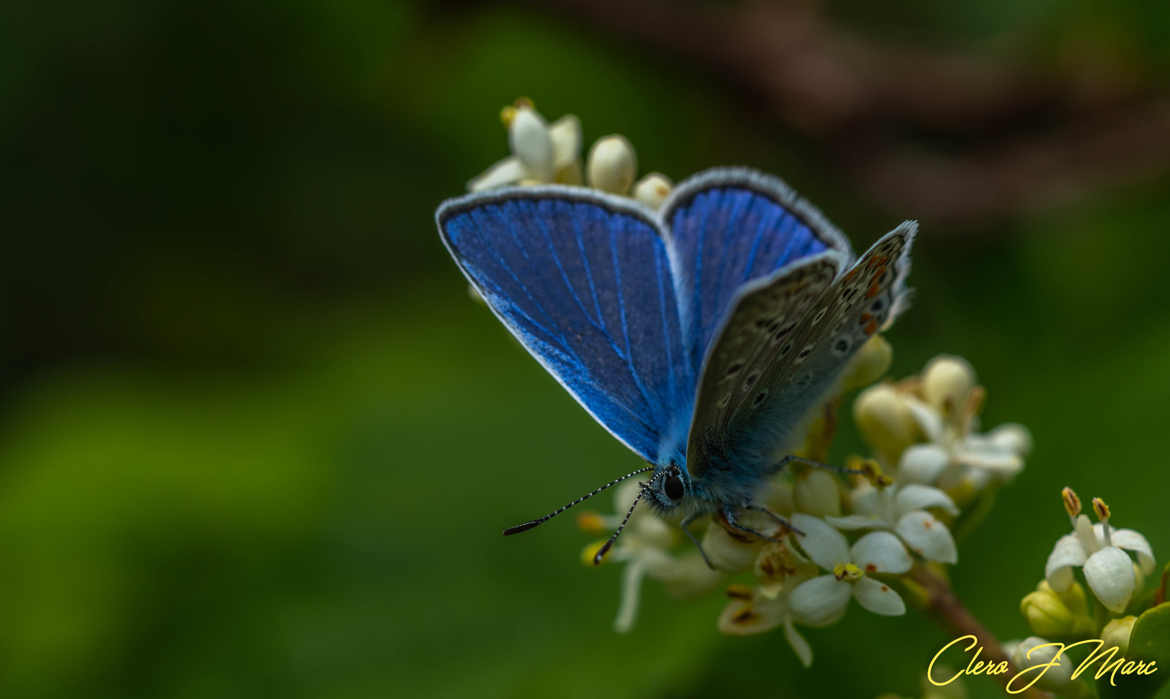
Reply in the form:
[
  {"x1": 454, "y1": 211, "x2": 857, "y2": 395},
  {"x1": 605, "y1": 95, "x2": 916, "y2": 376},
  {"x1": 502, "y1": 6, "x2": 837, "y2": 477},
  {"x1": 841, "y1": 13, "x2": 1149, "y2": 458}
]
[{"x1": 928, "y1": 635, "x2": 1158, "y2": 694}]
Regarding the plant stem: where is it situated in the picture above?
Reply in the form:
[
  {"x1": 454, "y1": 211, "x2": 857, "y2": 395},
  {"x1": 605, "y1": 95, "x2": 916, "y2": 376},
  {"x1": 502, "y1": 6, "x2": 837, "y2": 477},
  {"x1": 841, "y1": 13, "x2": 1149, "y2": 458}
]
[{"x1": 908, "y1": 564, "x2": 1050, "y2": 699}]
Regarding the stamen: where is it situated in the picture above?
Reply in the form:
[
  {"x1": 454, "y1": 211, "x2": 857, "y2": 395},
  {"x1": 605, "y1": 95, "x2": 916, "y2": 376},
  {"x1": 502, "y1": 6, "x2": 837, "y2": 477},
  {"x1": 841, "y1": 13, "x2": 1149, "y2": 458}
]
[
  {"x1": 1061, "y1": 486, "x2": 1081, "y2": 522},
  {"x1": 1092, "y1": 497, "x2": 1113, "y2": 546},
  {"x1": 858, "y1": 459, "x2": 893, "y2": 488}
]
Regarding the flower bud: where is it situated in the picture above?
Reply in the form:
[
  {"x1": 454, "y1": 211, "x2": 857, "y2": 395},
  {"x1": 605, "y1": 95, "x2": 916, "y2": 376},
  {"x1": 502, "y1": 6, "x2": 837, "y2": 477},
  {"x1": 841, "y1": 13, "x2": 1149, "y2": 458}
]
[
  {"x1": 840, "y1": 335, "x2": 893, "y2": 391},
  {"x1": 854, "y1": 383, "x2": 918, "y2": 461},
  {"x1": 633, "y1": 173, "x2": 672, "y2": 208},
  {"x1": 1009, "y1": 637, "x2": 1075, "y2": 692},
  {"x1": 794, "y1": 469, "x2": 841, "y2": 516},
  {"x1": 702, "y1": 521, "x2": 762, "y2": 573},
  {"x1": 1019, "y1": 580, "x2": 1094, "y2": 637},
  {"x1": 509, "y1": 105, "x2": 555, "y2": 181},
  {"x1": 922, "y1": 356, "x2": 975, "y2": 418},
  {"x1": 1100, "y1": 616, "x2": 1137, "y2": 655},
  {"x1": 587, "y1": 135, "x2": 637, "y2": 194}
]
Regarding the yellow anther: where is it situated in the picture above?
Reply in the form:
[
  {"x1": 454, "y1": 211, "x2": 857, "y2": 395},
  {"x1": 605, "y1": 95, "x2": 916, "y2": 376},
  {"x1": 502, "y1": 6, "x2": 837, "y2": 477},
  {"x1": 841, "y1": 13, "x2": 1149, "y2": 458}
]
[
  {"x1": 725, "y1": 584, "x2": 753, "y2": 600},
  {"x1": 1091, "y1": 497, "x2": 1111, "y2": 522},
  {"x1": 499, "y1": 105, "x2": 517, "y2": 128},
  {"x1": 857, "y1": 459, "x2": 893, "y2": 488},
  {"x1": 513, "y1": 96, "x2": 534, "y2": 110},
  {"x1": 581, "y1": 540, "x2": 608, "y2": 566},
  {"x1": 1061, "y1": 486, "x2": 1081, "y2": 519},
  {"x1": 576, "y1": 511, "x2": 606, "y2": 534},
  {"x1": 833, "y1": 562, "x2": 863, "y2": 582}
]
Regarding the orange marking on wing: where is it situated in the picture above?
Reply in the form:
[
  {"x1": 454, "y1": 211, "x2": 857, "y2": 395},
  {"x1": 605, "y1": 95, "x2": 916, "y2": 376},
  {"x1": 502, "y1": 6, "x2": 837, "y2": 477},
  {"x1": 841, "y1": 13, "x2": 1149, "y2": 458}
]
[{"x1": 865, "y1": 318, "x2": 878, "y2": 335}]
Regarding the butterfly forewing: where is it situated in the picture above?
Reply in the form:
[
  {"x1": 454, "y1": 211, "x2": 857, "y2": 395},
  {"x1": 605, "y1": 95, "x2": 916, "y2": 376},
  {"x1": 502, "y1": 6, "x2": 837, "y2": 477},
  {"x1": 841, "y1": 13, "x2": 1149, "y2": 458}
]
[
  {"x1": 660, "y1": 169, "x2": 854, "y2": 382},
  {"x1": 437, "y1": 187, "x2": 695, "y2": 463}
]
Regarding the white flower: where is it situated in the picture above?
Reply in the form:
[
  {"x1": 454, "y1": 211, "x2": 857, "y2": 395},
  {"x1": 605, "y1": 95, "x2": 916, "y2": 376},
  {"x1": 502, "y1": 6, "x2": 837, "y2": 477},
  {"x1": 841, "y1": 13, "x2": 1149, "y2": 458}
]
[
  {"x1": 788, "y1": 514, "x2": 911, "y2": 626},
  {"x1": 896, "y1": 356, "x2": 1032, "y2": 492},
  {"x1": 718, "y1": 585, "x2": 813, "y2": 666},
  {"x1": 898, "y1": 403, "x2": 1031, "y2": 490},
  {"x1": 468, "y1": 100, "x2": 582, "y2": 191},
  {"x1": 827, "y1": 482, "x2": 959, "y2": 563},
  {"x1": 583, "y1": 481, "x2": 722, "y2": 632},
  {"x1": 1045, "y1": 513, "x2": 1155, "y2": 614}
]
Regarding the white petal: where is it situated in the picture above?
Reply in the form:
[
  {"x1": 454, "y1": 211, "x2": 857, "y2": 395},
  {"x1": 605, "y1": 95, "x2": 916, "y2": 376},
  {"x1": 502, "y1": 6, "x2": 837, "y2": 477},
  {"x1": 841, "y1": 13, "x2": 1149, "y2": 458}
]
[
  {"x1": 790, "y1": 514, "x2": 849, "y2": 570},
  {"x1": 1111, "y1": 527, "x2": 1156, "y2": 574},
  {"x1": 955, "y1": 440, "x2": 1022, "y2": 475},
  {"x1": 467, "y1": 157, "x2": 527, "y2": 191},
  {"x1": 905, "y1": 397, "x2": 945, "y2": 441},
  {"x1": 896, "y1": 511, "x2": 958, "y2": 564},
  {"x1": 784, "y1": 617, "x2": 814, "y2": 667},
  {"x1": 1045, "y1": 534, "x2": 1088, "y2": 592},
  {"x1": 895, "y1": 484, "x2": 959, "y2": 517},
  {"x1": 898, "y1": 444, "x2": 950, "y2": 483},
  {"x1": 1084, "y1": 547, "x2": 1136, "y2": 613},
  {"x1": 548, "y1": 115, "x2": 581, "y2": 169},
  {"x1": 789, "y1": 575, "x2": 850, "y2": 627},
  {"x1": 848, "y1": 482, "x2": 882, "y2": 516},
  {"x1": 853, "y1": 576, "x2": 907, "y2": 616},
  {"x1": 509, "y1": 108, "x2": 554, "y2": 181},
  {"x1": 987, "y1": 423, "x2": 1032, "y2": 455},
  {"x1": 716, "y1": 596, "x2": 786, "y2": 636},
  {"x1": 824, "y1": 514, "x2": 887, "y2": 530},
  {"x1": 851, "y1": 531, "x2": 913, "y2": 574}
]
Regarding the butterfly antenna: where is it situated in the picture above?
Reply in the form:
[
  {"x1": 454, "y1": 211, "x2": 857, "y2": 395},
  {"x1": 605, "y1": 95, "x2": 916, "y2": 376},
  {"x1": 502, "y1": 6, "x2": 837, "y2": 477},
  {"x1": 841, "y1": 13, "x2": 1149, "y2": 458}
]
[
  {"x1": 591, "y1": 482, "x2": 647, "y2": 565},
  {"x1": 502, "y1": 465, "x2": 654, "y2": 536}
]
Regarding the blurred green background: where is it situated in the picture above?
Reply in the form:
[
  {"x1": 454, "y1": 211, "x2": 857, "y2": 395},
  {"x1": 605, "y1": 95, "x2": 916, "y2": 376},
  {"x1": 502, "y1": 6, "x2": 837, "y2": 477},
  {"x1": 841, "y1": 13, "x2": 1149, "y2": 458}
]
[{"x1": 2, "y1": 1, "x2": 1168, "y2": 698}]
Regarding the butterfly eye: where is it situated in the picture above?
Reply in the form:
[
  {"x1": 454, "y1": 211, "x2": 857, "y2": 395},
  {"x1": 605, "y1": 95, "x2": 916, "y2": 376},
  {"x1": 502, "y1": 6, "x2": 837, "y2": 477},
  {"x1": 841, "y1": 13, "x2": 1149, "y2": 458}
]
[{"x1": 664, "y1": 472, "x2": 685, "y2": 501}]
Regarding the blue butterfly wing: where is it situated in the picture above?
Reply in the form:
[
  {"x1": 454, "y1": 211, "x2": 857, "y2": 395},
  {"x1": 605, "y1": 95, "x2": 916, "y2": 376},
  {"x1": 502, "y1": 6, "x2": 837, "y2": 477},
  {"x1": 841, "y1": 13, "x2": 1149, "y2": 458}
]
[
  {"x1": 437, "y1": 187, "x2": 693, "y2": 464},
  {"x1": 660, "y1": 168, "x2": 855, "y2": 380}
]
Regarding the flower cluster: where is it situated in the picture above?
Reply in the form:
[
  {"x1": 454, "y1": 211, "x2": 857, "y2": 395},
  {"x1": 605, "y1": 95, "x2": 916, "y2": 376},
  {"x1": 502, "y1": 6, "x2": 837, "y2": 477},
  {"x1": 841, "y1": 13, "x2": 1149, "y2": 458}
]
[
  {"x1": 1001, "y1": 487, "x2": 1159, "y2": 694},
  {"x1": 468, "y1": 98, "x2": 673, "y2": 208},
  {"x1": 579, "y1": 344, "x2": 1033, "y2": 667}
]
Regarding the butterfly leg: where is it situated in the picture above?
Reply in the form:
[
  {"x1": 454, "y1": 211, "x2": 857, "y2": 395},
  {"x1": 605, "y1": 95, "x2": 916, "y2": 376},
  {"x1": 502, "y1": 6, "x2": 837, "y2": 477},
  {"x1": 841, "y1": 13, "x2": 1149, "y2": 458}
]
[
  {"x1": 680, "y1": 512, "x2": 717, "y2": 571},
  {"x1": 720, "y1": 505, "x2": 785, "y2": 543},
  {"x1": 773, "y1": 454, "x2": 862, "y2": 476},
  {"x1": 741, "y1": 503, "x2": 804, "y2": 537}
]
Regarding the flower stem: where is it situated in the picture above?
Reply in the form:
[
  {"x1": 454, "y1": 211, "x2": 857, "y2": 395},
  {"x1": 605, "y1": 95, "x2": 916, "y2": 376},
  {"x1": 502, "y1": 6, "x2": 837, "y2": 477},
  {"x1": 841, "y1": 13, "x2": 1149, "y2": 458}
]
[{"x1": 908, "y1": 564, "x2": 1050, "y2": 699}]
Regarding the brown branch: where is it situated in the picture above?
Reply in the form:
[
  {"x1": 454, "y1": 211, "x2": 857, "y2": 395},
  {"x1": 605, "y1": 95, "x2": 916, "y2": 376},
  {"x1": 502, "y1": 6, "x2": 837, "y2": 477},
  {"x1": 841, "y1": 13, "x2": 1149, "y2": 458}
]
[{"x1": 527, "y1": 0, "x2": 1170, "y2": 223}]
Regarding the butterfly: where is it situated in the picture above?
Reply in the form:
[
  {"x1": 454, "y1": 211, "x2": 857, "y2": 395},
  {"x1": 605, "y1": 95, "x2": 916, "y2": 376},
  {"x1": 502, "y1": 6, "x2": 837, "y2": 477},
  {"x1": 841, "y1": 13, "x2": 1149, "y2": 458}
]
[{"x1": 436, "y1": 167, "x2": 915, "y2": 566}]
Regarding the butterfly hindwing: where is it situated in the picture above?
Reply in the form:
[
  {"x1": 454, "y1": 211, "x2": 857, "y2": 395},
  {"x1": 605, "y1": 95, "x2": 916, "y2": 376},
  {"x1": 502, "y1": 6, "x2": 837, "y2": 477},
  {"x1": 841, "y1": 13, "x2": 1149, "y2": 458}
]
[
  {"x1": 437, "y1": 187, "x2": 694, "y2": 463},
  {"x1": 684, "y1": 252, "x2": 845, "y2": 481},
  {"x1": 687, "y1": 222, "x2": 916, "y2": 487},
  {"x1": 660, "y1": 168, "x2": 854, "y2": 381}
]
